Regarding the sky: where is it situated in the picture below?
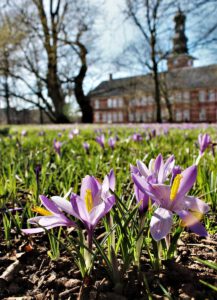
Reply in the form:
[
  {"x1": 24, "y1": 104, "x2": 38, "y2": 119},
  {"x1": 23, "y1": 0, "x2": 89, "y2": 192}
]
[{"x1": 89, "y1": 0, "x2": 217, "y2": 87}]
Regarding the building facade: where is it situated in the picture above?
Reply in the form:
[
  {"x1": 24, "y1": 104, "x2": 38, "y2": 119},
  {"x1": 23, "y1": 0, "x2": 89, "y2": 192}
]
[{"x1": 90, "y1": 10, "x2": 217, "y2": 123}]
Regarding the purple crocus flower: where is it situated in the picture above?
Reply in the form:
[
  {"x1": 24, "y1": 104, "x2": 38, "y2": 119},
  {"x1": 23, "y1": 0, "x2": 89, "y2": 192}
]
[
  {"x1": 132, "y1": 133, "x2": 143, "y2": 142},
  {"x1": 108, "y1": 137, "x2": 116, "y2": 150},
  {"x1": 83, "y1": 142, "x2": 90, "y2": 153},
  {"x1": 38, "y1": 131, "x2": 45, "y2": 137},
  {"x1": 133, "y1": 165, "x2": 209, "y2": 241},
  {"x1": 198, "y1": 133, "x2": 212, "y2": 155},
  {"x1": 53, "y1": 139, "x2": 62, "y2": 156},
  {"x1": 69, "y1": 132, "x2": 74, "y2": 139},
  {"x1": 134, "y1": 154, "x2": 175, "y2": 185},
  {"x1": 22, "y1": 195, "x2": 76, "y2": 234},
  {"x1": 96, "y1": 134, "x2": 105, "y2": 149},
  {"x1": 131, "y1": 154, "x2": 175, "y2": 214},
  {"x1": 21, "y1": 130, "x2": 27, "y2": 137},
  {"x1": 66, "y1": 169, "x2": 115, "y2": 248},
  {"x1": 72, "y1": 128, "x2": 79, "y2": 136}
]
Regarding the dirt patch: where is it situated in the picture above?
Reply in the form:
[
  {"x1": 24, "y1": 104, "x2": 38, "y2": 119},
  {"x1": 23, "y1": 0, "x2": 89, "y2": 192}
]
[{"x1": 0, "y1": 233, "x2": 216, "y2": 300}]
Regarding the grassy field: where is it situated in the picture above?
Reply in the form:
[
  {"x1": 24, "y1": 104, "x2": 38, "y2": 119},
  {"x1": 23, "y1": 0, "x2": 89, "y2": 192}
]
[{"x1": 0, "y1": 124, "x2": 216, "y2": 299}]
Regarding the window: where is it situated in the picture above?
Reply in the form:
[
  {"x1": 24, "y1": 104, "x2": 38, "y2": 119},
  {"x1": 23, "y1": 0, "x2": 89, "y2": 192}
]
[
  {"x1": 199, "y1": 108, "x2": 206, "y2": 121},
  {"x1": 107, "y1": 98, "x2": 112, "y2": 108},
  {"x1": 118, "y1": 98, "x2": 123, "y2": 107},
  {"x1": 102, "y1": 113, "x2": 107, "y2": 123},
  {"x1": 175, "y1": 110, "x2": 182, "y2": 121},
  {"x1": 135, "y1": 111, "x2": 141, "y2": 122},
  {"x1": 112, "y1": 112, "x2": 117, "y2": 122},
  {"x1": 147, "y1": 95, "x2": 153, "y2": 104},
  {"x1": 141, "y1": 97, "x2": 146, "y2": 106},
  {"x1": 183, "y1": 91, "x2": 190, "y2": 103},
  {"x1": 175, "y1": 92, "x2": 182, "y2": 103},
  {"x1": 135, "y1": 99, "x2": 140, "y2": 106},
  {"x1": 94, "y1": 99, "x2": 99, "y2": 109},
  {"x1": 107, "y1": 112, "x2": 112, "y2": 123},
  {"x1": 129, "y1": 113, "x2": 134, "y2": 122},
  {"x1": 118, "y1": 111, "x2": 123, "y2": 122},
  {"x1": 95, "y1": 112, "x2": 100, "y2": 122},
  {"x1": 199, "y1": 90, "x2": 206, "y2": 102},
  {"x1": 208, "y1": 90, "x2": 215, "y2": 102},
  {"x1": 142, "y1": 113, "x2": 147, "y2": 122},
  {"x1": 147, "y1": 111, "x2": 152, "y2": 120},
  {"x1": 183, "y1": 110, "x2": 190, "y2": 121},
  {"x1": 113, "y1": 99, "x2": 117, "y2": 108}
]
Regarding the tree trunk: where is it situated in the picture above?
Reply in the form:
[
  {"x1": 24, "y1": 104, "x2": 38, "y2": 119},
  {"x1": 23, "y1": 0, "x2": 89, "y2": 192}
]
[
  {"x1": 47, "y1": 67, "x2": 70, "y2": 123},
  {"x1": 165, "y1": 96, "x2": 173, "y2": 122},
  {"x1": 152, "y1": 61, "x2": 162, "y2": 123},
  {"x1": 5, "y1": 76, "x2": 11, "y2": 124},
  {"x1": 74, "y1": 65, "x2": 93, "y2": 123}
]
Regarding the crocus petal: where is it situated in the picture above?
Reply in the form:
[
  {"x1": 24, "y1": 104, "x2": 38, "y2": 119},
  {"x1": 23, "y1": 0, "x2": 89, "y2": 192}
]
[
  {"x1": 51, "y1": 196, "x2": 74, "y2": 215},
  {"x1": 130, "y1": 164, "x2": 139, "y2": 174},
  {"x1": 183, "y1": 196, "x2": 210, "y2": 214},
  {"x1": 40, "y1": 195, "x2": 61, "y2": 216},
  {"x1": 70, "y1": 193, "x2": 90, "y2": 223},
  {"x1": 149, "y1": 184, "x2": 171, "y2": 208},
  {"x1": 108, "y1": 169, "x2": 115, "y2": 191},
  {"x1": 80, "y1": 176, "x2": 100, "y2": 200},
  {"x1": 22, "y1": 227, "x2": 46, "y2": 234},
  {"x1": 178, "y1": 210, "x2": 208, "y2": 237},
  {"x1": 137, "y1": 160, "x2": 150, "y2": 177},
  {"x1": 132, "y1": 173, "x2": 153, "y2": 195},
  {"x1": 176, "y1": 165, "x2": 197, "y2": 199},
  {"x1": 150, "y1": 207, "x2": 173, "y2": 241},
  {"x1": 154, "y1": 154, "x2": 163, "y2": 175},
  {"x1": 104, "y1": 194, "x2": 116, "y2": 214},
  {"x1": 161, "y1": 155, "x2": 175, "y2": 183},
  {"x1": 134, "y1": 184, "x2": 149, "y2": 212},
  {"x1": 89, "y1": 202, "x2": 106, "y2": 227}
]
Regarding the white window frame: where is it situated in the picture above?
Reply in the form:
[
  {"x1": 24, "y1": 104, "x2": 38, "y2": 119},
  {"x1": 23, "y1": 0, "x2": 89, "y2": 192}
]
[
  {"x1": 94, "y1": 99, "x2": 100, "y2": 109},
  {"x1": 208, "y1": 90, "x2": 215, "y2": 102},
  {"x1": 183, "y1": 91, "x2": 190, "y2": 103},
  {"x1": 183, "y1": 109, "x2": 190, "y2": 121},
  {"x1": 95, "y1": 112, "x2": 100, "y2": 122},
  {"x1": 199, "y1": 108, "x2": 206, "y2": 121},
  {"x1": 118, "y1": 111, "x2": 123, "y2": 122},
  {"x1": 112, "y1": 112, "x2": 117, "y2": 122},
  {"x1": 118, "y1": 98, "x2": 123, "y2": 107},
  {"x1": 199, "y1": 90, "x2": 206, "y2": 103},
  {"x1": 112, "y1": 99, "x2": 117, "y2": 108},
  {"x1": 129, "y1": 112, "x2": 134, "y2": 122},
  {"x1": 107, "y1": 98, "x2": 113, "y2": 108},
  {"x1": 175, "y1": 110, "x2": 182, "y2": 122},
  {"x1": 107, "y1": 112, "x2": 112, "y2": 123},
  {"x1": 102, "y1": 113, "x2": 107, "y2": 123},
  {"x1": 135, "y1": 111, "x2": 141, "y2": 122}
]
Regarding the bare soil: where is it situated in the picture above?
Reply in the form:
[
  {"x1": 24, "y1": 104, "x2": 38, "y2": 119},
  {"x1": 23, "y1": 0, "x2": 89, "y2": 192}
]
[{"x1": 0, "y1": 232, "x2": 216, "y2": 300}]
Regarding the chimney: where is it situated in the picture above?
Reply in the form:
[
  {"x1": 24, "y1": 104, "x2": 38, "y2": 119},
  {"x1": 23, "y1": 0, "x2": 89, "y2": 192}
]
[{"x1": 109, "y1": 73, "x2": 113, "y2": 81}]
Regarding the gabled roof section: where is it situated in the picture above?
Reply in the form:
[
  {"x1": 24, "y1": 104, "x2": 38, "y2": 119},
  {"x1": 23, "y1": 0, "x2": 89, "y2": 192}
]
[{"x1": 90, "y1": 64, "x2": 217, "y2": 98}]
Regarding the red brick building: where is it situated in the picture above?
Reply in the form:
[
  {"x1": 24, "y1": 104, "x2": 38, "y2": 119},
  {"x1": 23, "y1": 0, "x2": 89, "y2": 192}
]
[{"x1": 90, "y1": 10, "x2": 217, "y2": 123}]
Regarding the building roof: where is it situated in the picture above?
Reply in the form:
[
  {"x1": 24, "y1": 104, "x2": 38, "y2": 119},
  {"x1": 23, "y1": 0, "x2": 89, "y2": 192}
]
[{"x1": 90, "y1": 64, "x2": 217, "y2": 98}]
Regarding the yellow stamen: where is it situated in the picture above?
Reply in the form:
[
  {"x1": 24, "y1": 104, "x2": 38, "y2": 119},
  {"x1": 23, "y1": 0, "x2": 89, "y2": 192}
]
[
  {"x1": 85, "y1": 189, "x2": 93, "y2": 213},
  {"x1": 170, "y1": 174, "x2": 183, "y2": 201},
  {"x1": 32, "y1": 206, "x2": 52, "y2": 216}
]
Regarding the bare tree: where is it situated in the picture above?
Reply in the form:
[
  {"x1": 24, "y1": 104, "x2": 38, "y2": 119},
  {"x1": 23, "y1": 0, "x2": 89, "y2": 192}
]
[
  {"x1": 122, "y1": 0, "x2": 176, "y2": 123},
  {"x1": 0, "y1": 13, "x2": 25, "y2": 124},
  {"x1": 2, "y1": 0, "x2": 99, "y2": 123}
]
